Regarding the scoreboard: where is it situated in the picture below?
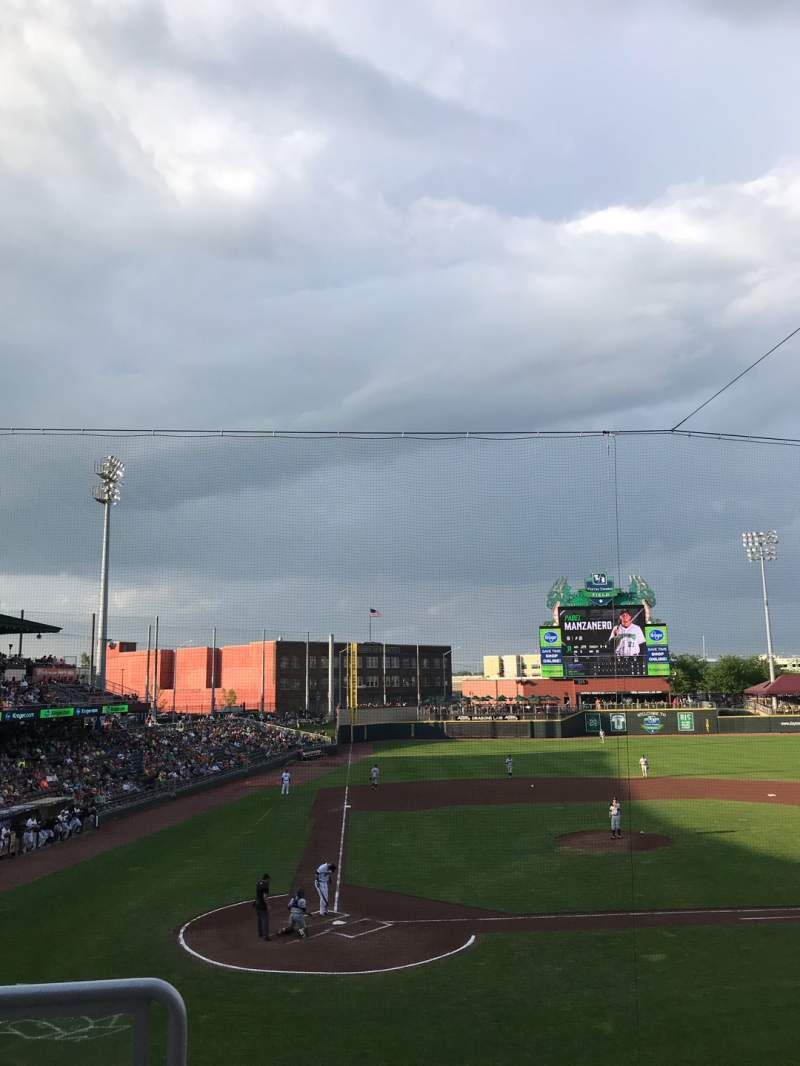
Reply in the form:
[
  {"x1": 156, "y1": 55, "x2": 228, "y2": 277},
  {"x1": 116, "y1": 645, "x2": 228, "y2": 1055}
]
[{"x1": 539, "y1": 605, "x2": 670, "y2": 679}]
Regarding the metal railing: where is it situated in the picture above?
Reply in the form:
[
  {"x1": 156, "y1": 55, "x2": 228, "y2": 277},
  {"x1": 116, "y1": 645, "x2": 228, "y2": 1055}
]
[{"x1": 0, "y1": 977, "x2": 187, "y2": 1065}]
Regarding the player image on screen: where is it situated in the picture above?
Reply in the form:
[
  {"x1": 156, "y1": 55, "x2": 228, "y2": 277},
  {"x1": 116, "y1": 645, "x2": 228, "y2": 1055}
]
[{"x1": 608, "y1": 609, "x2": 646, "y2": 657}]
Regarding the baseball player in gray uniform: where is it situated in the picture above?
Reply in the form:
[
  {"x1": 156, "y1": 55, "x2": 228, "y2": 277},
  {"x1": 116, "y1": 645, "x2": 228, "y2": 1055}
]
[
  {"x1": 609, "y1": 797, "x2": 622, "y2": 839},
  {"x1": 279, "y1": 888, "x2": 308, "y2": 938}
]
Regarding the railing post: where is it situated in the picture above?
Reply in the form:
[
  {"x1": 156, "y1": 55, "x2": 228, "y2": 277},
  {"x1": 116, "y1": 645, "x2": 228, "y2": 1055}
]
[{"x1": 0, "y1": 978, "x2": 187, "y2": 1066}]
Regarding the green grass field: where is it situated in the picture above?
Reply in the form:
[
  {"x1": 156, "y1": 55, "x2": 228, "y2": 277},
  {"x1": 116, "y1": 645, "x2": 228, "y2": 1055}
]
[{"x1": 2, "y1": 735, "x2": 800, "y2": 1065}]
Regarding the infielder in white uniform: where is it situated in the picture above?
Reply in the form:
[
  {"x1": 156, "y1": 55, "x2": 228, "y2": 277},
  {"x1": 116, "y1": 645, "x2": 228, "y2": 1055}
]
[
  {"x1": 639, "y1": 755, "x2": 649, "y2": 779},
  {"x1": 280, "y1": 769, "x2": 292, "y2": 796},
  {"x1": 609, "y1": 797, "x2": 622, "y2": 839},
  {"x1": 608, "y1": 610, "x2": 646, "y2": 657},
  {"x1": 505, "y1": 756, "x2": 513, "y2": 777},
  {"x1": 314, "y1": 861, "x2": 337, "y2": 916},
  {"x1": 370, "y1": 764, "x2": 380, "y2": 788}
]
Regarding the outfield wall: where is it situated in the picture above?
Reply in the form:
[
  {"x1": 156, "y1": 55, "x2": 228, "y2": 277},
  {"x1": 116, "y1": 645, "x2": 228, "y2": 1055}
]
[
  {"x1": 718, "y1": 714, "x2": 800, "y2": 734},
  {"x1": 337, "y1": 708, "x2": 723, "y2": 743}
]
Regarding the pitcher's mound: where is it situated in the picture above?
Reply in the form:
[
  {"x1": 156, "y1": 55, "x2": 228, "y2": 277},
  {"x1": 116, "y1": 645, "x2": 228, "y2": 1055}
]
[{"x1": 558, "y1": 830, "x2": 672, "y2": 854}]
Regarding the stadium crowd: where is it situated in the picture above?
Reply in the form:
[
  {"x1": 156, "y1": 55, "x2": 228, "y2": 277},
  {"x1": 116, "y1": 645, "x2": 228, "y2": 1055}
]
[{"x1": 0, "y1": 714, "x2": 322, "y2": 828}]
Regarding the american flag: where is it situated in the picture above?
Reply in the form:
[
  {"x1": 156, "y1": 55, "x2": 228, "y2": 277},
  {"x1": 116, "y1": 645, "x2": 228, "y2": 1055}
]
[{"x1": 369, "y1": 608, "x2": 382, "y2": 617}]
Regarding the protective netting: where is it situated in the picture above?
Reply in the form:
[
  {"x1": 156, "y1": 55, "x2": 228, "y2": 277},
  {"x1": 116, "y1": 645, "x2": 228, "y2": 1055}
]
[
  {"x1": 2, "y1": 428, "x2": 800, "y2": 1066},
  {"x1": 0, "y1": 430, "x2": 797, "y2": 667}
]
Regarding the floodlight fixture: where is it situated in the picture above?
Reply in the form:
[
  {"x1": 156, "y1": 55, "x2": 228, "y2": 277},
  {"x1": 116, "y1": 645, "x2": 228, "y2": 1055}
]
[{"x1": 94, "y1": 456, "x2": 125, "y2": 506}]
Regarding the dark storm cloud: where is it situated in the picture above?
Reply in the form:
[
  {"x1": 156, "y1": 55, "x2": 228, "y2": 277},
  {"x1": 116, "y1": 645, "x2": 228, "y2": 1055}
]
[{"x1": 2, "y1": 1, "x2": 800, "y2": 663}]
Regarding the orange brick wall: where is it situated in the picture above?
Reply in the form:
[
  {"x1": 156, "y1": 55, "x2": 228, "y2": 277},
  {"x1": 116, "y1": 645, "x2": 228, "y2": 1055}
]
[{"x1": 106, "y1": 640, "x2": 278, "y2": 713}]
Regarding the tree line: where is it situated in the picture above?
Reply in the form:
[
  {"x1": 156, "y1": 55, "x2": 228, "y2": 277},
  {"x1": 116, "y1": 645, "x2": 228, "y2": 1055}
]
[{"x1": 670, "y1": 655, "x2": 771, "y2": 696}]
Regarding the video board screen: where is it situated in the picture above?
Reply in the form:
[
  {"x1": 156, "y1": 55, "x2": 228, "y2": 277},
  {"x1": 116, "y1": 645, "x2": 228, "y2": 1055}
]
[{"x1": 539, "y1": 605, "x2": 670, "y2": 678}]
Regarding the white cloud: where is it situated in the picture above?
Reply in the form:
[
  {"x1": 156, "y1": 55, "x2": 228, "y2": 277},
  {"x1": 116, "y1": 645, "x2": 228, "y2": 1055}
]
[{"x1": 2, "y1": 2, "x2": 800, "y2": 436}]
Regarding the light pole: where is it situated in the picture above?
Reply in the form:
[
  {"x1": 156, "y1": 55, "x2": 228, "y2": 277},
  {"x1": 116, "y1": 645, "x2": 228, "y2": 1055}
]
[
  {"x1": 93, "y1": 455, "x2": 124, "y2": 692},
  {"x1": 741, "y1": 530, "x2": 778, "y2": 712}
]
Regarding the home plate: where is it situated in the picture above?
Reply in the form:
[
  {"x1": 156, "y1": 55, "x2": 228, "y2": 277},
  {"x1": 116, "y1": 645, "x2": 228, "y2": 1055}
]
[{"x1": 332, "y1": 920, "x2": 347, "y2": 925}]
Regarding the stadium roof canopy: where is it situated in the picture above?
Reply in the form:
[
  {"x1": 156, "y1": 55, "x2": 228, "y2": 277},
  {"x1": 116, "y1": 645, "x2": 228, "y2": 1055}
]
[
  {"x1": 744, "y1": 675, "x2": 800, "y2": 697},
  {"x1": 0, "y1": 613, "x2": 61, "y2": 636}
]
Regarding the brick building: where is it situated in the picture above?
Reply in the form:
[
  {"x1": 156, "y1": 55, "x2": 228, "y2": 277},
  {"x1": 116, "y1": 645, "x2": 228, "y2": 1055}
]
[{"x1": 106, "y1": 639, "x2": 452, "y2": 714}]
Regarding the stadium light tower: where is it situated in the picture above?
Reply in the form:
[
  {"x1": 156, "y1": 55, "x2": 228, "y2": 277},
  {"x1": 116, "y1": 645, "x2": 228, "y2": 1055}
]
[
  {"x1": 741, "y1": 529, "x2": 778, "y2": 711},
  {"x1": 93, "y1": 456, "x2": 124, "y2": 691}
]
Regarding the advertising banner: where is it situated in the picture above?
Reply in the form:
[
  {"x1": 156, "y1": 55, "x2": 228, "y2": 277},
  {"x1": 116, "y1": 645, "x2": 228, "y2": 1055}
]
[
  {"x1": 32, "y1": 665, "x2": 78, "y2": 683},
  {"x1": 1, "y1": 709, "x2": 37, "y2": 723},
  {"x1": 538, "y1": 627, "x2": 564, "y2": 678},
  {"x1": 74, "y1": 706, "x2": 101, "y2": 718}
]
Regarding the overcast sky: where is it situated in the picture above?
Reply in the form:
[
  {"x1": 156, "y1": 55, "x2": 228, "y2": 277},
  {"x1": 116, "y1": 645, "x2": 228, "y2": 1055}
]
[{"x1": 2, "y1": 1, "x2": 800, "y2": 670}]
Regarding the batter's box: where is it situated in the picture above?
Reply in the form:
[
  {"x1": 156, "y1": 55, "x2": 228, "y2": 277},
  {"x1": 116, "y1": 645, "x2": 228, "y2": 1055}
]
[{"x1": 334, "y1": 917, "x2": 393, "y2": 939}]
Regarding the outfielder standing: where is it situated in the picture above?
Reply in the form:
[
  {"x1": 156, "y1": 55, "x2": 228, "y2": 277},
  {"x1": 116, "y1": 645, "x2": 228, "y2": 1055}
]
[
  {"x1": 370, "y1": 764, "x2": 380, "y2": 788},
  {"x1": 315, "y1": 861, "x2": 337, "y2": 916},
  {"x1": 280, "y1": 769, "x2": 292, "y2": 796},
  {"x1": 505, "y1": 756, "x2": 513, "y2": 777},
  {"x1": 639, "y1": 755, "x2": 649, "y2": 779}
]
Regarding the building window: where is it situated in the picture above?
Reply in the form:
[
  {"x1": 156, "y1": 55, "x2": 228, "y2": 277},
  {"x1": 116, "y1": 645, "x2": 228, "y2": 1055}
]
[
  {"x1": 279, "y1": 678, "x2": 302, "y2": 691},
  {"x1": 366, "y1": 656, "x2": 379, "y2": 669}
]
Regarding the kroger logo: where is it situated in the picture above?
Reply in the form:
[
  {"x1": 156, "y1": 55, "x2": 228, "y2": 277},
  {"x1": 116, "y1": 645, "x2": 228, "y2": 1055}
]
[
  {"x1": 642, "y1": 714, "x2": 664, "y2": 734},
  {"x1": 648, "y1": 628, "x2": 665, "y2": 642},
  {"x1": 543, "y1": 631, "x2": 558, "y2": 644}
]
